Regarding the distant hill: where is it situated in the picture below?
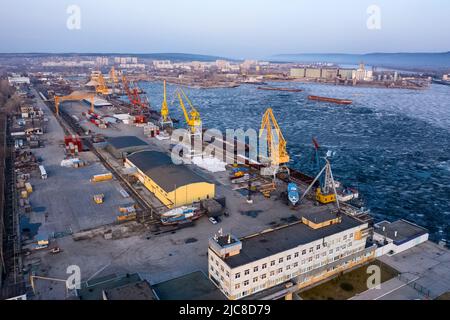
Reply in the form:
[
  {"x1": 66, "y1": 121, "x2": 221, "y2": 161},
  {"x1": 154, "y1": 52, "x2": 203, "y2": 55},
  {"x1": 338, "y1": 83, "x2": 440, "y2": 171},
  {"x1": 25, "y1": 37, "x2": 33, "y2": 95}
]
[
  {"x1": 272, "y1": 52, "x2": 450, "y2": 72},
  {"x1": 0, "y1": 52, "x2": 237, "y2": 62}
]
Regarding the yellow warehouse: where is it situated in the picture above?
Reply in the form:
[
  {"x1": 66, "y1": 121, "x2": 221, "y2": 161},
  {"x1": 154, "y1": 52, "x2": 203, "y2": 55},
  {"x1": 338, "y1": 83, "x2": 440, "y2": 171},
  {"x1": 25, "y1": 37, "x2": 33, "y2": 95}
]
[{"x1": 125, "y1": 151, "x2": 215, "y2": 208}]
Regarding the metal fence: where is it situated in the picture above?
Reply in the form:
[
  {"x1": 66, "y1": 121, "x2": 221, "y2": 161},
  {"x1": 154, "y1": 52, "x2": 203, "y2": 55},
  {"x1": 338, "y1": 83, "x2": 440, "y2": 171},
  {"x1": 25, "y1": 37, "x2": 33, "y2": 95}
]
[{"x1": 397, "y1": 273, "x2": 431, "y2": 299}]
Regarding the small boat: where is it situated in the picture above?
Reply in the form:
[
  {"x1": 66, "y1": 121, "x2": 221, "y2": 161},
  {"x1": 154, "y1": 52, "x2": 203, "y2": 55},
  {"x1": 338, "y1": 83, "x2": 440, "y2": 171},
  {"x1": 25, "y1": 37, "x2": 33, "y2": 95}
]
[
  {"x1": 287, "y1": 183, "x2": 300, "y2": 206},
  {"x1": 257, "y1": 86, "x2": 303, "y2": 92},
  {"x1": 161, "y1": 206, "x2": 198, "y2": 218},
  {"x1": 337, "y1": 187, "x2": 359, "y2": 202},
  {"x1": 308, "y1": 95, "x2": 353, "y2": 105},
  {"x1": 160, "y1": 206, "x2": 202, "y2": 225}
]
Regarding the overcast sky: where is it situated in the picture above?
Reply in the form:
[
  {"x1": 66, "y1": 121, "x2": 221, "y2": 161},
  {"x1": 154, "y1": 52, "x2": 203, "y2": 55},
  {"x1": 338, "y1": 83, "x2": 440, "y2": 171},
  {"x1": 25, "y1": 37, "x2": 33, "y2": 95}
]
[{"x1": 0, "y1": 0, "x2": 448, "y2": 58}]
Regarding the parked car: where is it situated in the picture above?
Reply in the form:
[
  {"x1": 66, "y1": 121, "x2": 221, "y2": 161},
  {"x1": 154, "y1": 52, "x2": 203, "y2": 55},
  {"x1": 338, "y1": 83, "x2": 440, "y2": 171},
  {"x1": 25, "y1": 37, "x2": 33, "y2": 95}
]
[{"x1": 208, "y1": 217, "x2": 218, "y2": 225}]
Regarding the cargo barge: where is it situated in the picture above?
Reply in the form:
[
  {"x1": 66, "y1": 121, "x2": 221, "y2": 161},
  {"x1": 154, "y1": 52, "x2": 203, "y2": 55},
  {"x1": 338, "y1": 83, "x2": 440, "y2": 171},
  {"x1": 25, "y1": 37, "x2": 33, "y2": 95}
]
[
  {"x1": 257, "y1": 86, "x2": 303, "y2": 92},
  {"x1": 308, "y1": 95, "x2": 353, "y2": 105}
]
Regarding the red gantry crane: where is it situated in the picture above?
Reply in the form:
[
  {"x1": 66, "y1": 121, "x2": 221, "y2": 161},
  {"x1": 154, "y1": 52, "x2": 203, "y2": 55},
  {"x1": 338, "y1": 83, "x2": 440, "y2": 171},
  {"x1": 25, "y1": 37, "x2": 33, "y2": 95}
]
[{"x1": 121, "y1": 74, "x2": 150, "y2": 121}]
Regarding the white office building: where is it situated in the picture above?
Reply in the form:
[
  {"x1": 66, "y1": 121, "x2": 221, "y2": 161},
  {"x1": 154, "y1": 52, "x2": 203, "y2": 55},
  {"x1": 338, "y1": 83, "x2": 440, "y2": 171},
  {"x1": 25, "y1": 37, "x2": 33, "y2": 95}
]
[{"x1": 208, "y1": 211, "x2": 375, "y2": 300}]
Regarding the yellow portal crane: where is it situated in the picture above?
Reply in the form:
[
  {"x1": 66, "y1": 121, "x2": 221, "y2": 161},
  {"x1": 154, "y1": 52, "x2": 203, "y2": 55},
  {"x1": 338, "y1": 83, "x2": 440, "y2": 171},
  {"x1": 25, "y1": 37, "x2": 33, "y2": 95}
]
[
  {"x1": 259, "y1": 108, "x2": 289, "y2": 167},
  {"x1": 160, "y1": 80, "x2": 173, "y2": 127},
  {"x1": 54, "y1": 91, "x2": 95, "y2": 116},
  {"x1": 96, "y1": 73, "x2": 110, "y2": 95},
  {"x1": 175, "y1": 88, "x2": 201, "y2": 134},
  {"x1": 109, "y1": 67, "x2": 119, "y2": 84}
]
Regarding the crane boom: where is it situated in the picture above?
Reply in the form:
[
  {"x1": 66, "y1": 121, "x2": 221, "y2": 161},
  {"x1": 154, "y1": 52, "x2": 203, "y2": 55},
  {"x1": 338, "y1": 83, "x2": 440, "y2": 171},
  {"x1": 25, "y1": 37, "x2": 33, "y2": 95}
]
[
  {"x1": 54, "y1": 92, "x2": 95, "y2": 115},
  {"x1": 175, "y1": 88, "x2": 201, "y2": 134},
  {"x1": 259, "y1": 108, "x2": 289, "y2": 166}
]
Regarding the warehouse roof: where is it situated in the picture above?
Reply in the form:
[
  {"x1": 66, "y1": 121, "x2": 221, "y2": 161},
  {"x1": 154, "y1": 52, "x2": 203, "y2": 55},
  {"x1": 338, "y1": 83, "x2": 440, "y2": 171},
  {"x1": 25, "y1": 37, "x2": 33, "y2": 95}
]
[
  {"x1": 108, "y1": 136, "x2": 148, "y2": 150},
  {"x1": 127, "y1": 151, "x2": 211, "y2": 192},
  {"x1": 223, "y1": 214, "x2": 364, "y2": 268}
]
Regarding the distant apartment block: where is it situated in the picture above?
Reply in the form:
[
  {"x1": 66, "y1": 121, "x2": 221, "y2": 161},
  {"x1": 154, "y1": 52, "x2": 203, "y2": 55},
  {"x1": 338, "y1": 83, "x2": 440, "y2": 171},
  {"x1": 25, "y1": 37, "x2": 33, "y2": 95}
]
[
  {"x1": 96, "y1": 57, "x2": 109, "y2": 66},
  {"x1": 290, "y1": 63, "x2": 373, "y2": 81},
  {"x1": 8, "y1": 74, "x2": 30, "y2": 85},
  {"x1": 114, "y1": 57, "x2": 138, "y2": 65},
  {"x1": 153, "y1": 60, "x2": 173, "y2": 69}
]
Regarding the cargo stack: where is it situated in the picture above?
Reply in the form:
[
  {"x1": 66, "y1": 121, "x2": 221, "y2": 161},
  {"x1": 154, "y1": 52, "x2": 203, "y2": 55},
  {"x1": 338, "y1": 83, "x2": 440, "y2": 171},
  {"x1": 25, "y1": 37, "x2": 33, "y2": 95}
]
[
  {"x1": 64, "y1": 135, "x2": 83, "y2": 155},
  {"x1": 117, "y1": 204, "x2": 137, "y2": 222}
]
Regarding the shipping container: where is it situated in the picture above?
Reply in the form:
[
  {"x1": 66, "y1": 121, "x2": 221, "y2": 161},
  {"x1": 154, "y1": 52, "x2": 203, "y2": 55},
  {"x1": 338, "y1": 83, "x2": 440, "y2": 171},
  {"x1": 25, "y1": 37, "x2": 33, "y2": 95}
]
[{"x1": 90, "y1": 172, "x2": 113, "y2": 182}]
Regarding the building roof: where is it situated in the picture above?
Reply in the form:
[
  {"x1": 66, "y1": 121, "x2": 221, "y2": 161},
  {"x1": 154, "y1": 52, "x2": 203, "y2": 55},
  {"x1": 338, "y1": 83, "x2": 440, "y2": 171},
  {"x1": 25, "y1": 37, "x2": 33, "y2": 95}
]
[
  {"x1": 223, "y1": 214, "x2": 364, "y2": 268},
  {"x1": 127, "y1": 151, "x2": 210, "y2": 192},
  {"x1": 108, "y1": 136, "x2": 148, "y2": 150},
  {"x1": 374, "y1": 219, "x2": 428, "y2": 246},
  {"x1": 152, "y1": 271, "x2": 226, "y2": 300},
  {"x1": 77, "y1": 273, "x2": 147, "y2": 300},
  {"x1": 104, "y1": 280, "x2": 156, "y2": 300},
  {"x1": 301, "y1": 211, "x2": 339, "y2": 224}
]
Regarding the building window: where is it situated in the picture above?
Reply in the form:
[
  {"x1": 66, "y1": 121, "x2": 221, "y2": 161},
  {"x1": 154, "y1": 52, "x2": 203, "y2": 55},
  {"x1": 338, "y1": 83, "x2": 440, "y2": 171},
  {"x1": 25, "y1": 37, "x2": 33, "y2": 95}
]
[
  {"x1": 221, "y1": 266, "x2": 224, "y2": 272},
  {"x1": 350, "y1": 233, "x2": 353, "y2": 238},
  {"x1": 308, "y1": 257, "x2": 313, "y2": 262},
  {"x1": 244, "y1": 269, "x2": 250, "y2": 275},
  {"x1": 235, "y1": 273, "x2": 240, "y2": 279},
  {"x1": 315, "y1": 254, "x2": 320, "y2": 259},
  {"x1": 279, "y1": 258, "x2": 283, "y2": 263},
  {"x1": 270, "y1": 271, "x2": 275, "y2": 276},
  {"x1": 261, "y1": 274, "x2": 267, "y2": 279},
  {"x1": 293, "y1": 262, "x2": 298, "y2": 267},
  {"x1": 309, "y1": 247, "x2": 314, "y2": 253},
  {"x1": 316, "y1": 245, "x2": 321, "y2": 250},
  {"x1": 270, "y1": 260, "x2": 275, "y2": 266},
  {"x1": 287, "y1": 255, "x2": 291, "y2": 261},
  {"x1": 244, "y1": 280, "x2": 249, "y2": 286},
  {"x1": 262, "y1": 263, "x2": 267, "y2": 269},
  {"x1": 329, "y1": 249, "x2": 334, "y2": 254},
  {"x1": 226, "y1": 271, "x2": 230, "y2": 277},
  {"x1": 294, "y1": 252, "x2": 299, "y2": 258},
  {"x1": 215, "y1": 261, "x2": 219, "y2": 266},
  {"x1": 286, "y1": 265, "x2": 291, "y2": 270},
  {"x1": 277, "y1": 268, "x2": 283, "y2": 274},
  {"x1": 235, "y1": 284, "x2": 240, "y2": 289},
  {"x1": 343, "y1": 235, "x2": 348, "y2": 240},
  {"x1": 253, "y1": 277, "x2": 258, "y2": 283},
  {"x1": 254, "y1": 266, "x2": 258, "y2": 272},
  {"x1": 302, "y1": 249, "x2": 306, "y2": 255}
]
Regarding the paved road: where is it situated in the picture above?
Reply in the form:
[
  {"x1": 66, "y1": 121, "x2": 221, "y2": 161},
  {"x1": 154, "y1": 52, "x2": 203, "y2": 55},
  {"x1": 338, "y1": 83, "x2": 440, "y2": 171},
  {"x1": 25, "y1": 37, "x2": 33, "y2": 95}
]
[{"x1": 351, "y1": 241, "x2": 450, "y2": 300}]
